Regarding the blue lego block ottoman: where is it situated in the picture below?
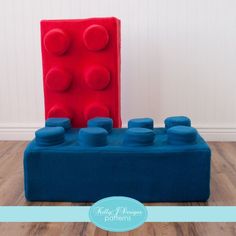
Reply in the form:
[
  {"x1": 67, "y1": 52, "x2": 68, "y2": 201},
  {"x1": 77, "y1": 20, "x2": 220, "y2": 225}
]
[{"x1": 24, "y1": 116, "x2": 211, "y2": 202}]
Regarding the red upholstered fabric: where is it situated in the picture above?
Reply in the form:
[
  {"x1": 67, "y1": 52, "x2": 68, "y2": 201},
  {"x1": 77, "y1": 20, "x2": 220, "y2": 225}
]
[{"x1": 41, "y1": 17, "x2": 121, "y2": 127}]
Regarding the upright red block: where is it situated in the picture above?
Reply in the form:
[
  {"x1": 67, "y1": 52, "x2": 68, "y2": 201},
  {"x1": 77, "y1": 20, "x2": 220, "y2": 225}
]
[{"x1": 40, "y1": 17, "x2": 121, "y2": 127}]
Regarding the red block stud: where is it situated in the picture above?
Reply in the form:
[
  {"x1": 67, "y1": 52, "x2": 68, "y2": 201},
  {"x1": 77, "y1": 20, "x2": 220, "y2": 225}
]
[
  {"x1": 48, "y1": 105, "x2": 73, "y2": 120},
  {"x1": 85, "y1": 103, "x2": 110, "y2": 121},
  {"x1": 41, "y1": 17, "x2": 121, "y2": 127},
  {"x1": 85, "y1": 65, "x2": 110, "y2": 90},
  {"x1": 83, "y1": 24, "x2": 109, "y2": 51},
  {"x1": 46, "y1": 67, "x2": 72, "y2": 92},
  {"x1": 43, "y1": 29, "x2": 70, "y2": 55}
]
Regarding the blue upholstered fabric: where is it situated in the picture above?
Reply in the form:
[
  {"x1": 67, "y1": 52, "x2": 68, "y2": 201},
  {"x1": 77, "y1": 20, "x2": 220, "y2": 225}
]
[
  {"x1": 24, "y1": 117, "x2": 211, "y2": 202},
  {"x1": 79, "y1": 127, "x2": 108, "y2": 147},
  {"x1": 87, "y1": 117, "x2": 113, "y2": 133},
  {"x1": 123, "y1": 128, "x2": 155, "y2": 146},
  {"x1": 167, "y1": 126, "x2": 197, "y2": 145},
  {"x1": 164, "y1": 116, "x2": 191, "y2": 129},
  {"x1": 46, "y1": 118, "x2": 71, "y2": 130},
  {"x1": 35, "y1": 127, "x2": 65, "y2": 146},
  {"x1": 128, "y1": 118, "x2": 154, "y2": 129}
]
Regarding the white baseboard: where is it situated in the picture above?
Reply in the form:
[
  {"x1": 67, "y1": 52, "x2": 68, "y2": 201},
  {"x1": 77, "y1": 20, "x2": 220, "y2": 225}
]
[
  {"x1": 0, "y1": 123, "x2": 43, "y2": 141},
  {"x1": 0, "y1": 123, "x2": 236, "y2": 141},
  {"x1": 197, "y1": 127, "x2": 236, "y2": 141}
]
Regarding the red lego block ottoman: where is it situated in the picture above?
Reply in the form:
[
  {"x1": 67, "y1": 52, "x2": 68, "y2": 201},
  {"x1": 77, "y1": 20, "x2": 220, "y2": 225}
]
[{"x1": 41, "y1": 17, "x2": 121, "y2": 127}]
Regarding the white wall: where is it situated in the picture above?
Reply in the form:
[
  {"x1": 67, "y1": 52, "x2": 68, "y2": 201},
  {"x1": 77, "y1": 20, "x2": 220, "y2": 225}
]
[{"x1": 0, "y1": 0, "x2": 236, "y2": 141}]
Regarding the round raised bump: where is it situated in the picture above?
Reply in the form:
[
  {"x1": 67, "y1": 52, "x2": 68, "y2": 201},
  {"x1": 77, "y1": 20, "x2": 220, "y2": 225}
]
[
  {"x1": 84, "y1": 103, "x2": 110, "y2": 121},
  {"x1": 123, "y1": 128, "x2": 155, "y2": 147},
  {"x1": 46, "y1": 67, "x2": 72, "y2": 92},
  {"x1": 167, "y1": 126, "x2": 197, "y2": 145},
  {"x1": 87, "y1": 117, "x2": 113, "y2": 133},
  {"x1": 85, "y1": 65, "x2": 110, "y2": 90},
  {"x1": 35, "y1": 127, "x2": 65, "y2": 146},
  {"x1": 47, "y1": 105, "x2": 72, "y2": 120},
  {"x1": 128, "y1": 118, "x2": 154, "y2": 130},
  {"x1": 78, "y1": 127, "x2": 108, "y2": 147},
  {"x1": 44, "y1": 28, "x2": 70, "y2": 55},
  {"x1": 164, "y1": 116, "x2": 191, "y2": 130},
  {"x1": 45, "y1": 118, "x2": 71, "y2": 130},
  {"x1": 83, "y1": 24, "x2": 109, "y2": 51}
]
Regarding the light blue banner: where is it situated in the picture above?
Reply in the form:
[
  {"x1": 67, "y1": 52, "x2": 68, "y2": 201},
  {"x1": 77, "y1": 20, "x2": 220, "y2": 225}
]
[
  {"x1": 146, "y1": 206, "x2": 236, "y2": 222},
  {"x1": 0, "y1": 206, "x2": 90, "y2": 222},
  {"x1": 0, "y1": 206, "x2": 235, "y2": 222}
]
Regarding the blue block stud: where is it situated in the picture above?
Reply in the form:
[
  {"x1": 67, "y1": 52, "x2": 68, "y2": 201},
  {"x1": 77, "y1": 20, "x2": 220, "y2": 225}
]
[
  {"x1": 167, "y1": 126, "x2": 197, "y2": 145},
  {"x1": 128, "y1": 118, "x2": 154, "y2": 129},
  {"x1": 164, "y1": 116, "x2": 191, "y2": 129},
  {"x1": 79, "y1": 127, "x2": 108, "y2": 147},
  {"x1": 46, "y1": 118, "x2": 71, "y2": 130},
  {"x1": 35, "y1": 127, "x2": 65, "y2": 146},
  {"x1": 124, "y1": 128, "x2": 155, "y2": 146},
  {"x1": 87, "y1": 117, "x2": 113, "y2": 133}
]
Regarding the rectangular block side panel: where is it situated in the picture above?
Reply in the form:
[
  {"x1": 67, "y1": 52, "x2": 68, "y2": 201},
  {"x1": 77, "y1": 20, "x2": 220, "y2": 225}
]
[{"x1": 24, "y1": 150, "x2": 211, "y2": 202}]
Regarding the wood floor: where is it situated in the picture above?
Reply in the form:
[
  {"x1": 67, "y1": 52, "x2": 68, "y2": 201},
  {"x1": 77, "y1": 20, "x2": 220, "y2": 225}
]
[{"x1": 0, "y1": 141, "x2": 235, "y2": 235}]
